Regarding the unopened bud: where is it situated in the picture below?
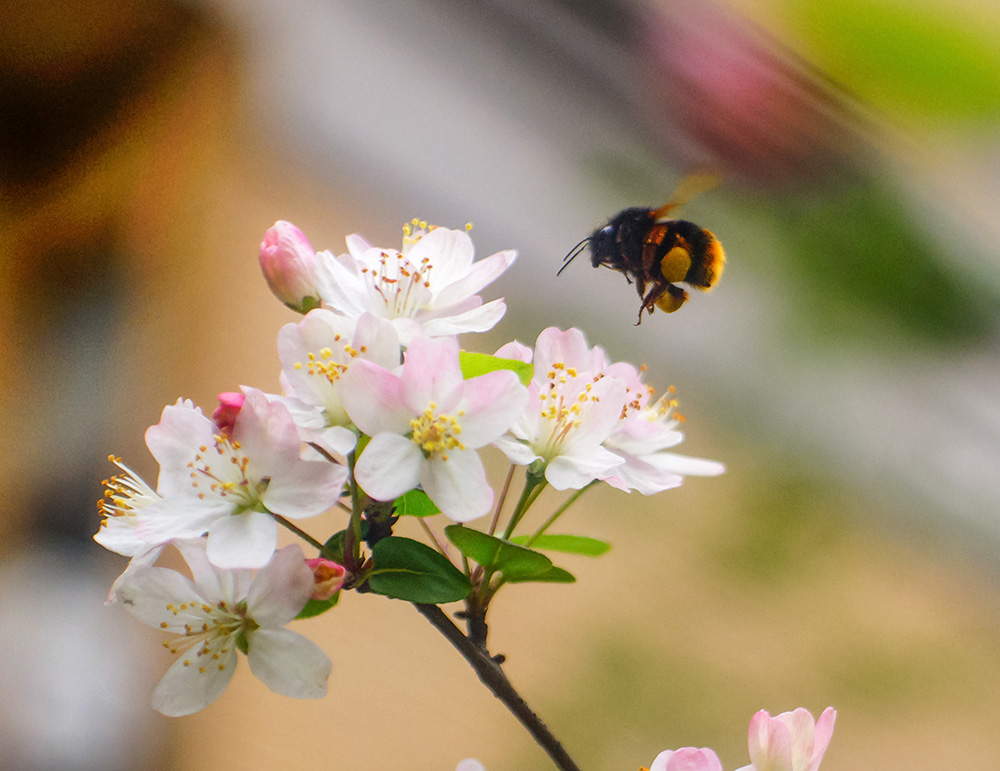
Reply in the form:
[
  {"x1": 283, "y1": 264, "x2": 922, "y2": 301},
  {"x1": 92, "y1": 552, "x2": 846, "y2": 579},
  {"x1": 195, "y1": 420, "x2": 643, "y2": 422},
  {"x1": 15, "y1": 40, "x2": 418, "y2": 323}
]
[
  {"x1": 306, "y1": 557, "x2": 347, "y2": 600},
  {"x1": 259, "y1": 220, "x2": 321, "y2": 313},
  {"x1": 213, "y1": 392, "x2": 245, "y2": 435}
]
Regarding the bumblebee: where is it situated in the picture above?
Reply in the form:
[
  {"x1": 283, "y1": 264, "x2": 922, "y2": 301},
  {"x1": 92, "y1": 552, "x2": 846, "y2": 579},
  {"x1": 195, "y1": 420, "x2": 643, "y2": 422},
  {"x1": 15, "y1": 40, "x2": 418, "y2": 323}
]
[{"x1": 559, "y1": 175, "x2": 726, "y2": 324}]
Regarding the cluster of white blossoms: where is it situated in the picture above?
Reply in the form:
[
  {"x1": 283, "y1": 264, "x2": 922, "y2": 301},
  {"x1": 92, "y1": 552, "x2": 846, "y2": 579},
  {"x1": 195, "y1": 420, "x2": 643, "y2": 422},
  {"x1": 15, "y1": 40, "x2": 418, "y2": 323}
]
[{"x1": 95, "y1": 218, "x2": 725, "y2": 722}]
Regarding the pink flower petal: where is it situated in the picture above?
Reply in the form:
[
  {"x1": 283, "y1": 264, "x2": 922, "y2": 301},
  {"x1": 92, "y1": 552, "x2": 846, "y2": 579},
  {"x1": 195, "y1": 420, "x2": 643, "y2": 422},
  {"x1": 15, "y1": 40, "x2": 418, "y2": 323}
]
[
  {"x1": 457, "y1": 370, "x2": 528, "y2": 448},
  {"x1": 339, "y1": 360, "x2": 412, "y2": 436},
  {"x1": 399, "y1": 336, "x2": 464, "y2": 414}
]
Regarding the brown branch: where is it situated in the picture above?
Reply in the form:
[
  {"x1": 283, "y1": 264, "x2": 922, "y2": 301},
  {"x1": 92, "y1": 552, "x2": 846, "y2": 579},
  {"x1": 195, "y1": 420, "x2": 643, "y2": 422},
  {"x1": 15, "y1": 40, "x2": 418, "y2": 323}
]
[{"x1": 413, "y1": 603, "x2": 582, "y2": 771}]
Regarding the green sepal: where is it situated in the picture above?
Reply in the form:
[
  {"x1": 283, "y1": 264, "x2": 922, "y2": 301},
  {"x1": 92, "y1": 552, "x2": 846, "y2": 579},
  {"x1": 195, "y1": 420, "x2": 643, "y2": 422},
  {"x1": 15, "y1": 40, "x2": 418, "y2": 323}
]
[
  {"x1": 459, "y1": 351, "x2": 533, "y2": 386},
  {"x1": 353, "y1": 433, "x2": 371, "y2": 458},
  {"x1": 394, "y1": 488, "x2": 440, "y2": 517},
  {"x1": 504, "y1": 565, "x2": 576, "y2": 584},
  {"x1": 295, "y1": 593, "x2": 340, "y2": 620},
  {"x1": 444, "y1": 525, "x2": 552, "y2": 581},
  {"x1": 509, "y1": 534, "x2": 611, "y2": 556},
  {"x1": 368, "y1": 537, "x2": 471, "y2": 604}
]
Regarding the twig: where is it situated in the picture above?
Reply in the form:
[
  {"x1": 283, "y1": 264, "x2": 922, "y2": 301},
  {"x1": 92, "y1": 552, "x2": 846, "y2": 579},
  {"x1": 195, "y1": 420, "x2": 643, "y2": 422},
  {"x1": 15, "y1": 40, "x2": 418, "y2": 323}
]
[{"x1": 413, "y1": 603, "x2": 582, "y2": 771}]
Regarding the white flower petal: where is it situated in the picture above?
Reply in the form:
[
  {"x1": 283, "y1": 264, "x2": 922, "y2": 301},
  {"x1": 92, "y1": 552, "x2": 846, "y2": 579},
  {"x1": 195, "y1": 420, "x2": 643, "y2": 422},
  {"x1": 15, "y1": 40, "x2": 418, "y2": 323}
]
[
  {"x1": 433, "y1": 248, "x2": 516, "y2": 308},
  {"x1": 261, "y1": 455, "x2": 346, "y2": 519},
  {"x1": 421, "y1": 450, "x2": 492, "y2": 522},
  {"x1": 314, "y1": 250, "x2": 369, "y2": 317},
  {"x1": 247, "y1": 545, "x2": 314, "y2": 626},
  {"x1": 115, "y1": 566, "x2": 205, "y2": 632},
  {"x1": 493, "y1": 435, "x2": 542, "y2": 466},
  {"x1": 644, "y1": 452, "x2": 726, "y2": 477},
  {"x1": 407, "y1": 226, "x2": 475, "y2": 284},
  {"x1": 354, "y1": 433, "x2": 423, "y2": 501},
  {"x1": 206, "y1": 511, "x2": 277, "y2": 569},
  {"x1": 151, "y1": 645, "x2": 238, "y2": 717},
  {"x1": 145, "y1": 402, "x2": 215, "y2": 495},
  {"x1": 420, "y1": 298, "x2": 507, "y2": 337},
  {"x1": 545, "y1": 446, "x2": 624, "y2": 490},
  {"x1": 313, "y1": 425, "x2": 359, "y2": 457},
  {"x1": 134, "y1": 497, "x2": 225, "y2": 546},
  {"x1": 247, "y1": 628, "x2": 331, "y2": 699}
]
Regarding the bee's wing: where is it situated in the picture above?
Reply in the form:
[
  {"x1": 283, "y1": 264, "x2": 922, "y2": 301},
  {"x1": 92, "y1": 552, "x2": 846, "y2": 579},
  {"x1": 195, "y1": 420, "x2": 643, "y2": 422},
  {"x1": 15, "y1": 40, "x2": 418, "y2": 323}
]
[{"x1": 652, "y1": 172, "x2": 723, "y2": 220}]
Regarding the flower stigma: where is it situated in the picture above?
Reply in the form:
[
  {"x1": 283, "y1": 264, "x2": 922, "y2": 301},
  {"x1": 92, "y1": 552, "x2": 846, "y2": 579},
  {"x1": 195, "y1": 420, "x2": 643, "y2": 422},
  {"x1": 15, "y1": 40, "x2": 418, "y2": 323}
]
[
  {"x1": 536, "y1": 363, "x2": 602, "y2": 459},
  {"x1": 187, "y1": 435, "x2": 267, "y2": 511},
  {"x1": 409, "y1": 402, "x2": 466, "y2": 461},
  {"x1": 160, "y1": 597, "x2": 259, "y2": 674}
]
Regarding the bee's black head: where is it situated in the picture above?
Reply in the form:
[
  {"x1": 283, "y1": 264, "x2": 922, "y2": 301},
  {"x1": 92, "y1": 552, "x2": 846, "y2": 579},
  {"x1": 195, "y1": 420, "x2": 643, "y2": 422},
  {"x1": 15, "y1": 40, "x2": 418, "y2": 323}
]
[{"x1": 588, "y1": 207, "x2": 654, "y2": 272}]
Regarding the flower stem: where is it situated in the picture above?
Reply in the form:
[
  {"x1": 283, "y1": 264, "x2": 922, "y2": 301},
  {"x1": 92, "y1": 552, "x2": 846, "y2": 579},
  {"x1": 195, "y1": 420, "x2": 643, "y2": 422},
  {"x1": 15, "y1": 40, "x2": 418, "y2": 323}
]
[
  {"x1": 502, "y1": 470, "x2": 547, "y2": 540},
  {"x1": 345, "y1": 449, "x2": 364, "y2": 570},
  {"x1": 488, "y1": 464, "x2": 517, "y2": 536},
  {"x1": 271, "y1": 513, "x2": 331, "y2": 558},
  {"x1": 413, "y1": 603, "x2": 582, "y2": 771},
  {"x1": 524, "y1": 483, "x2": 595, "y2": 547}
]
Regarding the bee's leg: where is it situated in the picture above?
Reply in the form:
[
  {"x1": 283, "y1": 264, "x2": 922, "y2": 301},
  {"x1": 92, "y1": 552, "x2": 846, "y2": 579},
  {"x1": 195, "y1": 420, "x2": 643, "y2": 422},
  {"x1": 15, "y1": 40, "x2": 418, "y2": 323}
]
[{"x1": 637, "y1": 281, "x2": 667, "y2": 324}]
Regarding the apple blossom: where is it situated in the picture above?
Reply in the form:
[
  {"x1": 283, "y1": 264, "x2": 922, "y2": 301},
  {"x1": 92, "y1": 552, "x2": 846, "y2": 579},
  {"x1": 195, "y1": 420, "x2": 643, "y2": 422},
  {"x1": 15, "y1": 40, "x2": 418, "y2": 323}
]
[
  {"x1": 116, "y1": 541, "x2": 331, "y2": 716},
  {"x1": 259, "y1": 220, "x2": 321, "y2": 313},
  {"x1": 274, "y1": 309, "x2": 400, "y2": 457},
  {"x1": 340, "y1": 334, "x2": 528, "y2": 521},
  {"x1": 494, "y1": 327, "x2": 627, "y2": 490},
  {"x1": 94, "y1": 455, "x2": 166, "y2": 602},
  {"x1": 314, "y1": 220, "x2": 516, "y2": 344},
  {"x1": 600, "y1": 361, "x2": 725, "y2": 494},
  {"x1": 455, "y1": 761, "x2": 486, "y2": 771},
  {"x1": 736, "y1": 707, "x2": 836, "y2": 771},
  {"x1": 136, "y1": 389, "x2": 346, "y2": 569},
  {"x1": 643, "y1": 747, "x2": 725, "y2": 771}
]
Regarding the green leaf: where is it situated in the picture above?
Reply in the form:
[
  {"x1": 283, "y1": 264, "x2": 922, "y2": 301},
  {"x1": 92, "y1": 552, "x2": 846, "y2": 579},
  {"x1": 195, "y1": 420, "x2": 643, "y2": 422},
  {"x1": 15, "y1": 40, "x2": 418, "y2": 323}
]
[
  {"x1": 394, "y1": 488, "x2": 440, "y2": 517},
  {"x1": 368, "y1": 537, "x2": 470, "y2": 603},
  {"x1": 505, "y1": 565, "x2": 576, "y2": 584},
  {"x1": 509, "y1": 534, "x2": 611, "y2": 556},
  {"x1": 295, "y1": 594, "x2": 340, "y2": 620},
  {"x1": 459, "y1": 351, "x2": 533, "y2": 386},
  {"x1": 444, "y1": 525, "x2": 552, "y2": 580}
]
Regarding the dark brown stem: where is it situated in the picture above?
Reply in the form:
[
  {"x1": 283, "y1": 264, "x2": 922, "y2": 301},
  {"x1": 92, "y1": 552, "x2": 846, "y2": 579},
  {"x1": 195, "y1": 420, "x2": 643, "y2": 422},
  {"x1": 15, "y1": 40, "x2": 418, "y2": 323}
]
[{"x1": 413, "y1": 603, "x2": 581, "y2": 771}]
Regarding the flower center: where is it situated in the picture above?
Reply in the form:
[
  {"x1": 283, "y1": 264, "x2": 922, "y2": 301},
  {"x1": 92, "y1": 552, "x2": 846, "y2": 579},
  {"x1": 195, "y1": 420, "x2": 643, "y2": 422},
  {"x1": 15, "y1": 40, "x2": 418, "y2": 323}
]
[
  {"x1": 188, "y1": 436, "x2": 265, "y2": 510},
  {"x1": 536, "y1": 363, "x2": 603, "y2": 458},
  {"x1": 159, "y1": 597, "x2": 258, "y2": 675},
  {"x1": 362, "y1": 246, "x2": 434, "y2": 319},
  {"x1": 409, "y1": 402, "x2": 466, "y2": 460}
]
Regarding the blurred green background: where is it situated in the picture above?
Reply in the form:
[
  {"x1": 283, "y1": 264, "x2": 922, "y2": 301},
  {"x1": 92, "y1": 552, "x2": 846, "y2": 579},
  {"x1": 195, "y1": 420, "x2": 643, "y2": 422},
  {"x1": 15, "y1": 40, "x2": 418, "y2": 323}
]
[{"x1": 1, "y1": 0, "x2": 998, "y2": 769}]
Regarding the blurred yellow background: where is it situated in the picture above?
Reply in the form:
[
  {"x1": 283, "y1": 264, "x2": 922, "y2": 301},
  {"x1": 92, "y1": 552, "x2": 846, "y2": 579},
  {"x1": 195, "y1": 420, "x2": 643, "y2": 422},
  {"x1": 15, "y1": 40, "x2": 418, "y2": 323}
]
[{"x1": 2, "y1": 0, "x2": 999, "y2": 769}]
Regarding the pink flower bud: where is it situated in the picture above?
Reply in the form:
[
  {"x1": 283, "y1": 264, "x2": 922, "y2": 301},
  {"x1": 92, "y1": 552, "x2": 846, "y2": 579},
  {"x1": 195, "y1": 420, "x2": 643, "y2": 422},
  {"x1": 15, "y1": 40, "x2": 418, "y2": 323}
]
[
  {"x1": 259, "y1": 220, "x2": 320, "y2": 313},
  {"x1": 212, "y1": 391, "x2": 245, "y2": 435},
  {"x1": 305, "y1": 557, "x2": 347, "y2": 600},
  {"x1": 647, "y1": 747, "x2": 723, "y2": 771},
  {"x1": 746, "y1": 707, "x2": 836, "y2": 771}
]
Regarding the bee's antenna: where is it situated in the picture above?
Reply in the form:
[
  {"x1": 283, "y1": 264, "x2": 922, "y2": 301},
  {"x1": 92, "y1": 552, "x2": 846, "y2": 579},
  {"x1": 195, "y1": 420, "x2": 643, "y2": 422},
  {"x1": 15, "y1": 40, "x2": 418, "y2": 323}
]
[{"x1": 557, "y1": 237, "x2": 591, "y2": 276}]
